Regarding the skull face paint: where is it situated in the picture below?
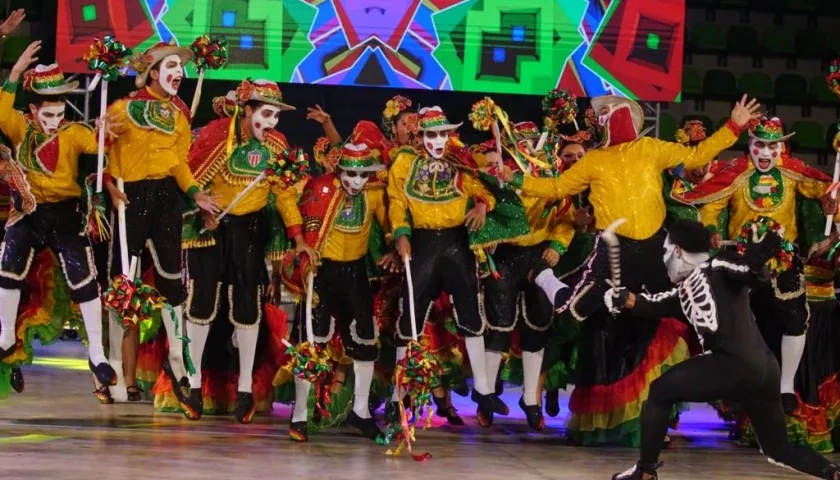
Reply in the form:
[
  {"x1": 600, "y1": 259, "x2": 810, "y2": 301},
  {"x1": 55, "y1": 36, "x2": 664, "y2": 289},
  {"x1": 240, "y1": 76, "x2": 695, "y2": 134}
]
[
  {"x1": 35, "y1": 104, "x2": 65, "y2": 135},
  {"x1": 339, "y1": 169, "x2": 370, "y2": 196},
  {"x1": 749, "y1": 139, "x2": 782, "y2": 173},
  {"x1": 158, "y1": 54, "x2": 184, "y2": 96},
  {"x1": 423, "y1": 130, "x2": 449, "y2": 158},
  {"x1": 249, "y1": 104, "x2": 282, "y2": 141}
]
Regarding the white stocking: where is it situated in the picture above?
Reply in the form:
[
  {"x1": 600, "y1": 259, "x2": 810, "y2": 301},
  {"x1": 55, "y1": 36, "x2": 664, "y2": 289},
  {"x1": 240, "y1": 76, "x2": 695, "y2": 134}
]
[
  {"x1": 292, "y1": 377, "x2": 311, "y2": 423},
  {"x1": 107, "y1": 310, "x2": 128, "y2": 402},
  {"x1": 780, "y1": 334, "x2": 806, "y2": 394},
  {"x1": 353, "y1": 360, "x2": 375, "y2": 419},
  {"x1": 79, "y1": 299, "x2": 107, "y2": 364},
  {"x1": 534, "y1": 270, "x2": 568, "y2": 306},
  {"x1": 465, "y1": 336, "x2": 491, "y2": 395},
  {"x1": 0, "y1": 288, "x2": 21, "y2": 350},
  {"x1": 186, "y1": 322, "x2": 210, "y2": 389},
  {"x1": 163, "y1": 304, "x2": 187, "y2": 379},
  {"x1": 235, "y1": 326, "x2": 259, "y2": 393},
  {"x1": 522, "y1": 349, "x2": 544, "y2": 406},
  {"x1": 391, "y1": 346, "x2": 407, "y2": 401},
  {"x1": 484, "y1": 350, "x2": 503, "y2": 391}
]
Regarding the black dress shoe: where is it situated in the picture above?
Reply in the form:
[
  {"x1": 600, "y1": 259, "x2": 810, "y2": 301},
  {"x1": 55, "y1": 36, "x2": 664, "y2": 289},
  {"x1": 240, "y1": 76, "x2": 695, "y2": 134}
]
[
  {"x1": 346, "y1": 410, "x2": 383, "y2": 440},
  {"x1": 10, "y1": 367, "x2": 23, "y2": 393},
  {"x1": 235, "y1": 392, "x2": 255, "y2": 424},
  {"x1": 545, "y1": 389, "x2": 560, "y2": 417},
  {"x1": 432, "y1": 396, "x2": 464, "y2": 426},
  {"x1": 781, "y1": 393, "x2": 798, "y2": 416},
  {"x1": 471, "y1": 389, "x2": 509, "y2": 415},
  {"x1": 88, "y1": 359, "x2": 118, "y2": 387},
  {"x1": 519, "y1": 397, "x2": 545, "y2": 431},
  {"x1": 162, "y1": 359, "x2": 190, "y2": 403},
  {"x1": 182, "y1": 388, "x2": 203, "y2": 420},
  {"x1": 289, "y1": 421, "x2": 308, "y2": 442}
]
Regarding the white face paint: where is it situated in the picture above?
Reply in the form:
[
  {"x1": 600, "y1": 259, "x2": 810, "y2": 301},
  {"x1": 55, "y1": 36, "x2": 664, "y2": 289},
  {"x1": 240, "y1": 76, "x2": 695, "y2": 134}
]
[
  {"x1": 597, "y1": 105, "x2": 614, "y2": 126},
  {"x1": 663, "y1": 236, "x2": 709, "y2": 283},
  {"x1": 36, "y1": 105, "x2": 65, "y2": 135},
  {"x1": 423, "y1": 130, "x2": 449, "y2": 158},
  {"x1": 249, "y1": 104, "x2": 281, "y2": 141},
  {"x1": 339, "y1": 169, "x2": 370, "y2": 196},
  {"x1": 749, "y1": 139, "x2": 782, "y2": 173},
  {"x1": 158, "y1": 54, "x2": 184, "y2": 96}
]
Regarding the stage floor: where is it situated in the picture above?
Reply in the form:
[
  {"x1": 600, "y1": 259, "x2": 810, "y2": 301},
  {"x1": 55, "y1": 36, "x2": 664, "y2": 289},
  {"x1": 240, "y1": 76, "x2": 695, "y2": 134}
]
[{"x1": 0, "y1": 341, "x2": 836, "y2": 480}]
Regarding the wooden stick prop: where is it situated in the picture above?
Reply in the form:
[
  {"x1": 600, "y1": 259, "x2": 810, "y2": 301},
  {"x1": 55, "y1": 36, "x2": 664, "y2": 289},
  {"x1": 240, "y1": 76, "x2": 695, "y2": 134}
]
[
  {"x1": 198, "y1": 171, "x2": 266, "y2": 234},
  {"x1": 827, "y1": 60, "x2": 840, "y2": 235},
  {"x1": 80, "y1": 36, "x2": 132, "y2": 192},
  {"x1": 117, "y1": 178, "x2": 130, "y2": 275},
  {"x1": 189, "y1": 35, "x2": 229, "y2": 119}
]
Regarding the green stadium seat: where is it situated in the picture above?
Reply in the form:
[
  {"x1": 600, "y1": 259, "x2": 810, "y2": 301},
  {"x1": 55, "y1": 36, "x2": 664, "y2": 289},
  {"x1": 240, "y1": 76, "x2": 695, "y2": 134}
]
[
  {"x1": 738, "y1": 72, "x2": 774, "y2": 100},
  {"x1": 726, "y1": 25, "x2": 760, "y2": 56},
  {"x1": 790, "y1": 121, "x2": 827, "y2": 151},
  {"x1": 775, "y1": 74, "x2": 809, "y2": 104},
  {"x1": 703, "y1": 70, "x2": 737, "y2": 98},
  {"x1": 691, "y1": 23, "x2": 726, "y2": 53},
  {"x1": 1, "y1": 37, "x2": 29, "y2": 65},
  {"x1": 811, "y1": 76, "x2": 838, "y2": 105},
  {"x1": 796, "y1": 30, "x2": 829, "y2": 59},
  {"x1": 681, "y1": 115, "x2": 714, "y2": 135},
  {"x1": 761, "y1": 26, "x2": 796, "y2": 57},
  {"x1": 682, "y1": 68, "x2": 703, "y2": 96},
  {"x1": 659, "y1": 114, "x2": 678, "y2": 141}
]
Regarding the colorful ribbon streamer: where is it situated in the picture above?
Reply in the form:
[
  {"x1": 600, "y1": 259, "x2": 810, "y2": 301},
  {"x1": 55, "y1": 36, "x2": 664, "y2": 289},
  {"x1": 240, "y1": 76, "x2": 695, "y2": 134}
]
[
  {"x1": 81, "y1": 36, "x2": 132, "y2": 82},
  {"x1": 283, "y1": 341, "x2": 334, "y2": 418}
]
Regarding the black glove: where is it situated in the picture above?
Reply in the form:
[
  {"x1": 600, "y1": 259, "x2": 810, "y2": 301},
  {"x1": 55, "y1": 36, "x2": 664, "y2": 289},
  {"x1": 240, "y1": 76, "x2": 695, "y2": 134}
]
[
  {"x1": 744, "y1": 229, "x2": 783, "y2": 271},
  {"x1": 10, "y1": 191, "x2": 22, "y2": 212}
]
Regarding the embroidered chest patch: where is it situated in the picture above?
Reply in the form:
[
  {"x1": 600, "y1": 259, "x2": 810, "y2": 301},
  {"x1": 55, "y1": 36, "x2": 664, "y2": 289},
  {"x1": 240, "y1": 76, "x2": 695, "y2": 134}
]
[
  {"x1": 127, "y1": 100, "x2": 177, "y2": 134},
  {"x1": 334, "y1": 193, "x2": 367, "y2": 233},
  {"x1": 17, "y1": 127, "x2": 59, "y2": 175},
  {"x1": 406, "y1": 158, "x2": 463, "y2": 202},
  {"x1": 746, "y1": 169, "x2": 784, "y2": 210},
  {"x1": 229, "y1": 143, "x2": 269, "y2": 175}
]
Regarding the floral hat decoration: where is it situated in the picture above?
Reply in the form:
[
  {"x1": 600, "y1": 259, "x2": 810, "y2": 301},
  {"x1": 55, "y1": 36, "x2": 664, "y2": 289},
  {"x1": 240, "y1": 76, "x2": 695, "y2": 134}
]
[
  {"x1": 748, "y1": 116, "x2": 794, "y2": 142},
  {"x1": 381, "y1": 95, "x2": 416, "y2": 139},
  {"x1": 235, "y1": 79, "x2": 295, "y2": 111},
  {"x1": 675, "y1": 120, "x2": 707, "y2": 146}
]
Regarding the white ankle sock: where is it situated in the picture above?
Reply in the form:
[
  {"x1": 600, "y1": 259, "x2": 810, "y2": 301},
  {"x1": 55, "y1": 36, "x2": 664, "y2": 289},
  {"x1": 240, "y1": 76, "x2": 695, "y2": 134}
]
[
  {"x1": 0, "y1": 288, "x2": 21, "y2": 350},
  {"x1": 780, "y1": 334, "x2": 806, "y2": 394},
  {"x1": 485, "y1": 350, "x2": 503, "y2": 390},
  {"x1": 534, "y1": 270, "x2": 567, "y2": 306},
  {"x1": 522, "y1": 349, "x2": 544, "y2": 406},
  {"x1": 465, "y1": 336, "x2": 491, "y2": 395},
  {"x1": 353, "y1": 360, "x2": 375, "y2": 419},
  {"x1": 391, "y1": 346, "x2": 407, "y2": 401},
  {"x1": 79, "y1": 299, "x2": 107, "y2": 364},
  {"x1": 163, "y1": 305, "x2": 187, "y2": 379},
  {"x1": 292, "y1": 377, "x2": 311, "y2": 423},
  {"x1": 235, "y1": 326, "x2": 259, "y2": 393},
  {"x1": 186, "y1": 322, "x2": 211, "y2": 389}
]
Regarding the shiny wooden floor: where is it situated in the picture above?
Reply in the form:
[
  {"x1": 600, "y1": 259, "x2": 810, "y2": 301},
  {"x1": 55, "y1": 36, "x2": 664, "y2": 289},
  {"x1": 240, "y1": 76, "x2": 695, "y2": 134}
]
[{"x1": 0, "y1": 341, "x2": 836, "y2": 480}]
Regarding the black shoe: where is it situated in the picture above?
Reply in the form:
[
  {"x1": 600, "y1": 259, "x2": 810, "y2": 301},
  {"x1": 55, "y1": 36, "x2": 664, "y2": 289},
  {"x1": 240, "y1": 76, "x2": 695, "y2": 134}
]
[
  {"x1": 781, "y1": 393, "x2": 798, "y2": 416},
  {"x1": 433, "y1": 396, "x2": 464, "y2": 426},
  {"x1": 0, "y1": 345, "x2": 15, "y2": 362},
  {"x1": 92, "y1": 379, "x2": 114, "y2": 405},
  {"x1": 611, "y1": 462, "x2": 661, "y2": 480},
  {"x1": 519, "y1": 397, "x2": 545, "y2": 431},
  {"x1": 821, "y1": 463, "x2": 840, "y2": 480},
  {"x1": 162, "y1": 359, "x2": 190, "y2": 403},
  {"x1": 471, "y1": 389, "x2": 509, "y2": 415},
  {"x1": 545, "y1": 389, "x2": 560, "y2": 417},
  {"x1": 235, "y1": 392, "x2": 255, "y2": 424},
  {"x1": 88, "y1": 359, "x2": 118, "y2": 387},
  {"x1": 182, "y1": 388, "x2": 203, "y2": 420},
  {"x1": 289, "y1": 421, "x2": 308, "y2": 442},
  {"x1": 346, "y1": 410, "x2": 383, "y2": 440},
  {"x1": 126, "y1": 385, "x2": 143, "y2": 402},
  {"x1": 10, "y1": 367, "x2": 23, "y2": 393}
]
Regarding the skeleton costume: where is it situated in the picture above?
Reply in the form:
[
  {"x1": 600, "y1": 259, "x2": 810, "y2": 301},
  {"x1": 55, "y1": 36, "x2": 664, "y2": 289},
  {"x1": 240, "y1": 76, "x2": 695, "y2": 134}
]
[
  {"x1": 173, "y1": 80, "x2": 307, "y2": 423},
  {"x1": 282, "y1": 143, "x2": 388, "y2": 442},
  {"x1": 387, "y1": 105, "x2": 508, "y2": 420},
  {"x1": 607, "y1": 220, "x2": 840, "y2": 480},
  {"x1": 521, "y1": 95, "x2": 742, "y2": 446},
  {"x1": 0, "y1": 64, "x2": 115, "y2": 387},
  {"x1": 681, "y1": 117, "x2": 840, "y2": 415},
  {"x1": 104, "y1": 42, "x2": 200, "y2": 404}
]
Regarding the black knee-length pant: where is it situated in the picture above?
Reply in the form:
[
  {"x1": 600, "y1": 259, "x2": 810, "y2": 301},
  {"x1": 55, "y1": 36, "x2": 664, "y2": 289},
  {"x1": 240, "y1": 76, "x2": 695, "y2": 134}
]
[{"x1": 639, "y1": 349, "x2": 835, "y2": 478}]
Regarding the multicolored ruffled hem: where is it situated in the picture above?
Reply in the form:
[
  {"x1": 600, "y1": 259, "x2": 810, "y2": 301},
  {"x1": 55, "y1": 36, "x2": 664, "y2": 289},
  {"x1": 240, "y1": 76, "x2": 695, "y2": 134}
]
[
  {"x1": 153, "y1": 360, "x2": 278, "y2": 415},
  {"x1": 3, "y1": 251, "x2": 87, "y2": 368},
  {"x1": 566, "y1": 318, "x2": 691, "y2": 447}
]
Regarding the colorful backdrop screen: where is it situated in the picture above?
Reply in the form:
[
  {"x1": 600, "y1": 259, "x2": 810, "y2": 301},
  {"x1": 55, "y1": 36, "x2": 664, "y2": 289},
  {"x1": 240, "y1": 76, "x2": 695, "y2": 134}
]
[{"x1": 56, "y1": 0, "x2": 685, "y2": 101}]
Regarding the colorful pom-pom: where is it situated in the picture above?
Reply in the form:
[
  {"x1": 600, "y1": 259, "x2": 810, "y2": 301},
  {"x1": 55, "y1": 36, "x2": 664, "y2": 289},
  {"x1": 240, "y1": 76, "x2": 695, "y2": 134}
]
[
  {"x1": 541, "y1": 88, "x2": 579, "y2": 128},
  {"x1": 81, "y1": 36, "x2": 132, "y2": 82},
  {"x1": 103, "y1": 274, "x2": 164, "y2": 328},
  {"x1": 469, "y1": 97, "x2": 497, "y2": 132},
  {"x1": 735, "y1": 216, "x2": 795, "y2": 274},
  {"x1": 191, "y1": 35, "x2": 229, "y2": 70}
]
